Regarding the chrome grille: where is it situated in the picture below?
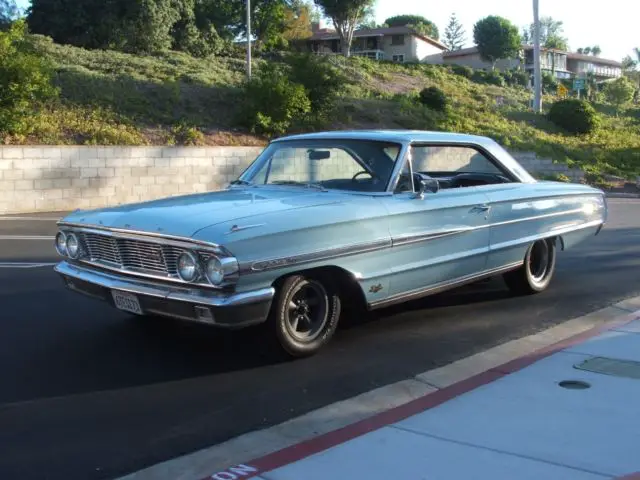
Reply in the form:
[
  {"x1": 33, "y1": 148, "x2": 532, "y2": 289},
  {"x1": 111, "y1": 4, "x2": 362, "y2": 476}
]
[{"x1": 79, "y1": 232, "x2": 186, "y2": 277}]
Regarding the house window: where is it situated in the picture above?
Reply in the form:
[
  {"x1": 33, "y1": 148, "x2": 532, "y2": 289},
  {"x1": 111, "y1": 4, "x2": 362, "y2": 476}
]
[
  {"x1": 392, "y1": 54, "x2": 405, "y2": 63},
  {"x1": 391, "y1": 34, "x2": 405, "y2": 46}
]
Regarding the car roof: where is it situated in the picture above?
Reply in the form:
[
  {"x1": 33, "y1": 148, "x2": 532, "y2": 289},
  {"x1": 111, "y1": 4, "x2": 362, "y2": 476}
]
[{"x1": 271, "y1": 130, "x2": 498, "y2": 147}]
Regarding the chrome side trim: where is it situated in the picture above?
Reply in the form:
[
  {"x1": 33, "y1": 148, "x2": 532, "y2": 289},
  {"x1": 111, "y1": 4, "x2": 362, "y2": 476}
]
[
  {"x1": 243, "y1": 238, "x2": 392, "y2": 273},
  {"x1": 54, "y1": 261, "x2": 274, "y2": 308},
  {"x1": 391, "y1": 228, "x2": 474, "y2": 247},
  {"x1": 368, "y1": 262, "x2": 523, "y2": 310},
  {"x1": 488, "y1": 219, "x2": 604, "y2": 253}
]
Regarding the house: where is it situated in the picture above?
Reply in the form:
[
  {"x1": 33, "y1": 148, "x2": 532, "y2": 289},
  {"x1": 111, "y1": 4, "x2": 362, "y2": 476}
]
[
  {"x1": 305, "y1": 24, "x2": 448, "y2": 63},
  {"x1": 438, "y1": 45, "x2": 622, "y2": 81}
]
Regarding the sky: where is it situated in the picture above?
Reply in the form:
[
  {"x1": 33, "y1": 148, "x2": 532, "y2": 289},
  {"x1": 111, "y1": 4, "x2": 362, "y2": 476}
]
[
  {"x1": 13, "y1": 0, "x2": 638, "y2": 61},
  {"x1": 371, "y1": 0, "x2": 637, "y2": 61}
]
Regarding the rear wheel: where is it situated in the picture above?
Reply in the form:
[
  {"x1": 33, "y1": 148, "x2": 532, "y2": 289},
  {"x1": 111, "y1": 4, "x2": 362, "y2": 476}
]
[
  {"x1": 503, "y1": 238, "x2": 557, "y2": 295},
  {"x1": 268, "y1": 274, "x2": 341, "y2": 358}
]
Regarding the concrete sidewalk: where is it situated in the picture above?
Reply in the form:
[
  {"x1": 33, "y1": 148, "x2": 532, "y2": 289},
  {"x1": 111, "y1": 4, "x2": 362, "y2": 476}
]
[{"x1": 208, "y1": 308, "x2": 640, "y2": 480}]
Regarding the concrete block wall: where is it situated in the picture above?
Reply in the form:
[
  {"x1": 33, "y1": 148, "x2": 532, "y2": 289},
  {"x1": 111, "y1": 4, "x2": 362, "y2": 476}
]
[
  {"x1": 0, "y1": 146, "x2": 263, "y2": 214},
  {"x1": 510, "y1": 152, "x2": 586, "y2": 182},
  {"x1": 0, "y1": 145, "x2": 587, "y2": 215}
]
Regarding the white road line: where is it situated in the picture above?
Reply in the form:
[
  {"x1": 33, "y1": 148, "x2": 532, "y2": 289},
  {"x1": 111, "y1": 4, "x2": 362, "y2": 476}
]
[
  {"x1": 0, "y1": 235, "x2": 55, "y2": 240},
  {"x1": 0, "y1": 262, "x2": 57, "y2": 268},
  {"x1": 0, "y1": 216, "x2": 62, "y2": 221}
]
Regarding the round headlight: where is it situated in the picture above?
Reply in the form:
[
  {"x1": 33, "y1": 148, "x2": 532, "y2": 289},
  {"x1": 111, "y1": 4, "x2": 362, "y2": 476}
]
[
  {"x1": 177, "y1": 251, "x2": 200, "y2": 282},
  {"x1": 205, "y1": 256, "x2": 225, "y2": 285},
  {"x1": 66, "y1": 233, "x2": 80, "y2": 259},
  {"x1": 55, "y1": 231, "x2": 67, "y2": 256}
]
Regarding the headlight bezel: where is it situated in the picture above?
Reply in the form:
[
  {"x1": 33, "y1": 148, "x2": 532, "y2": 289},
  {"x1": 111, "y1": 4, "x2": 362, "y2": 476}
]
[
  {"x1": 65, "y1": 232, "x2": 81, "y2": 259},
  {"x1": 177, "y1": 251, "x2": 202, "y2": 283},
  {"x1": 55, "y1": 231, "x2": 68, "y2": 257}
]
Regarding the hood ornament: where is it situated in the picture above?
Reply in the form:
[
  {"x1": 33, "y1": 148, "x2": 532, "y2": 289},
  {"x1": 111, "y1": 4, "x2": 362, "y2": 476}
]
[{"x1": 227, "y1": 223, "x2": 266, "y2": 234}]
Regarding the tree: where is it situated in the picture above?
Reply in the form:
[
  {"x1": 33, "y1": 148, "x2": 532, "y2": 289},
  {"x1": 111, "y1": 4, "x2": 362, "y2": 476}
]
[
  {"x1": 357, "y1": 4, "x2": 376, "y2": 29},
  {"x1": 576, "y1": 46, "x2": 602, "y2": 56},
  {"x1": 384, "y1": 14, "x2": 439, "y2": 40},
  {"x1": 527, "y1": 16, "x2": 563, "y2": 45},
  {"x1": 591, "y1": 45, "x2": 601, "y2": 56},
  {"x1": 443, "y1": 13, "x2": 465, "y2": 51},
  {"x1": 282, "y1": 1, "x2": 313, "y2": 41},
  {"x1": 313, "y1": 0, "x2": 373, "y2": 57},
  {"x1": 0, "y1": 0, "x2": 20, "y2": 29},
  {"x1": 604, "y1": 76, "x2": 636, "y2": 115},
  {"x1": 473, "y1": 16, "x2": 521, "y2": 70}
]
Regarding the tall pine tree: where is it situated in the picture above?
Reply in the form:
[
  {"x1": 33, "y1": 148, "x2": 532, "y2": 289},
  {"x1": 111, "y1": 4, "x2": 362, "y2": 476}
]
[{"x1": 443, "y1": 12, "x2": 465, "y2": 51}]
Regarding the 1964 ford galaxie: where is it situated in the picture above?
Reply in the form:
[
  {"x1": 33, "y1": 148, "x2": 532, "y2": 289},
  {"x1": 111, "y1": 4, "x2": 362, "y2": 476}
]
[{"x1": 54, "y1": 130, "x2": 607, "y2": 357}]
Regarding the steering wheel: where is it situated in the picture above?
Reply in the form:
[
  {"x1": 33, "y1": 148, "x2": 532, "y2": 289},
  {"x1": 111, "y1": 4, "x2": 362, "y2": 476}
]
[{"x1": 352, "y1": 171, "x2": 377, "y2": 182}]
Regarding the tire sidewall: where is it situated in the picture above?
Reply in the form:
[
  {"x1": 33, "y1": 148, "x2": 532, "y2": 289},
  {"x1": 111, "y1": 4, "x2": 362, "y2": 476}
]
[
  {"x1": 524, "y1": 239, "x2": 557, "y2": 292},
  {"x1": 273, "y1": 274, "x2": 341, "y2": 357}
]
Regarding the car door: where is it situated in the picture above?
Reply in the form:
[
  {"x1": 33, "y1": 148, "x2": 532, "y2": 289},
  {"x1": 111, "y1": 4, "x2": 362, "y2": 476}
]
[{"x1": 378, "y1": 145, "x2": 492, "y2": 299}]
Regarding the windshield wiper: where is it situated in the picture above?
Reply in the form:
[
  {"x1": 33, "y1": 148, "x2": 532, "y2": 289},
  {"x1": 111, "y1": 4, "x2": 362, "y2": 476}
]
[
  {"x1": 230, "y1": 179, "x2": 253, "y2": 186},
  {"x1": 270, "y1": 180, "x2": 326, "y2": 191}
]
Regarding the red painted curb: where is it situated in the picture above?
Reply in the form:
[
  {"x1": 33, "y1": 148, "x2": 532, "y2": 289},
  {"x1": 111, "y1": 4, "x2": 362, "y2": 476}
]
[{"x1": 205, "y1": 310, "x2": 639, "y2": 480}]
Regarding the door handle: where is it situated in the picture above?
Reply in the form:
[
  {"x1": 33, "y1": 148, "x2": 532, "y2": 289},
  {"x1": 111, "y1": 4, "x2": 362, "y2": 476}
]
[{"x1": 471, "y1": 205, "x2": 491, "y2": 213}]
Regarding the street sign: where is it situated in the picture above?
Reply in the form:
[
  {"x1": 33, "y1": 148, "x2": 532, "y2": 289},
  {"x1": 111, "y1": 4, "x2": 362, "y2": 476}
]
[
  {"x1": 573, "y1": 79, "x2": 585, "y2": 91},
  {"x1": 557, "y1": 84, "x2": 568, "y2": 98}
]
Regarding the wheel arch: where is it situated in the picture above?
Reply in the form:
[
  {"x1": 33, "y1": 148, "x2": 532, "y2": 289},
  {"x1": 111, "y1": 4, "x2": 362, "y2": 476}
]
[{"x1": 271, "y1": 265, "x2": 367, "y2": 311}]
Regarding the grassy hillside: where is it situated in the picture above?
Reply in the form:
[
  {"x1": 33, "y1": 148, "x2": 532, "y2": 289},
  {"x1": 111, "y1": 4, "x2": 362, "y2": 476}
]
[{"x1": 7, "y1": 34, "x2": 640, "y2": 179}]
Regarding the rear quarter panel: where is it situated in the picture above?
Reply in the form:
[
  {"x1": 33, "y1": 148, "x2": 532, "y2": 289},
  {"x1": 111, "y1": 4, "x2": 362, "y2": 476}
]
[{"x1": 480, "y1": 181, "x2": 606, "y2": 269}]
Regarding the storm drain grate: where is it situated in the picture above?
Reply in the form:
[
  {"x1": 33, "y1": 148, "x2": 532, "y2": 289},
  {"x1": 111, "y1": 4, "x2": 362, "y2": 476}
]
[{"x1": 574, "y1": 356, "x2": 640, "y2": 380}]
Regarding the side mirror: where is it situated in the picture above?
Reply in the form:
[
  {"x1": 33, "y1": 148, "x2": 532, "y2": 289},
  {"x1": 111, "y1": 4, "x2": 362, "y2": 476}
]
[{"x1": 414, "y1": 173, "x2": 439, "y2": 199}]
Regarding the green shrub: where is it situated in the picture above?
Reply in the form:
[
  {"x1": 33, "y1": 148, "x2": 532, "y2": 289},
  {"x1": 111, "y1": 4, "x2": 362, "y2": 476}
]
[
  {"x1": 239, "y1": 64, "x2": 311, "y2": 136},
  {"x1": 0, "y1": 21, "x2": 58, "y2": 135},
  {"x1": 419, "y1": 86, "x2": 448, "y2": 112},
  {"x1": 548, "y1": 99, "x2": 600, "y2": 135},
  {"x1": 542, "y1": 73, "x2": 558, "y2": 94},
  {"x1": 470, "y1": 69, "x2": 504, "y2": 86},
  {"x1": 503, "y1": 70, "x2": 529, "y2": 87},
  {"x1": 451, "y1": 64, "x2": 473, "y2": 79},
  {"x1": 285, "y1": 54, "x2": 348, "y2": 115}
]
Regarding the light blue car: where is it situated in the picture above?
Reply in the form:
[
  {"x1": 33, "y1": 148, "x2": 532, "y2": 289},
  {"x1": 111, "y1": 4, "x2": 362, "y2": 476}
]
[{"x1": 54, "y1": 130, "x2": 607, "y2": 357}]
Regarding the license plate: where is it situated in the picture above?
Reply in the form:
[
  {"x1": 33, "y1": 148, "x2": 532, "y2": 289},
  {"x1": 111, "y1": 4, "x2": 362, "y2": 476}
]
[{"x1": 112, "y1": 290, "x2": 143, "y2": 315}]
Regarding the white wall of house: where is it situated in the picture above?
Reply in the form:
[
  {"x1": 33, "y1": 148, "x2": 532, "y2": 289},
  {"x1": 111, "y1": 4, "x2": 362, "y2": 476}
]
[
  {"x1": 381, "y1": 34, "x2": 415, "y2": 62},
  {"x1": 413, "y1": 37, "x2": 446, "y2": 62},
  {"x1": 442, "y1": 52, "x2": 521, "y2": 70}
]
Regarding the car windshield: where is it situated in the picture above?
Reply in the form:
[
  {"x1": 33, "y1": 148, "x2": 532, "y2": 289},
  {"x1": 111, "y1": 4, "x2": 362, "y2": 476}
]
[{"x1": 237, "y1": 139, "x2": 403, "y2": 193}]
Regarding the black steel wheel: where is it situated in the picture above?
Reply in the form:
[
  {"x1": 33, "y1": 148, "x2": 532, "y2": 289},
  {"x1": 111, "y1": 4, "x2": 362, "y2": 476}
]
[
  {"x1": 269, "y1": 274, "x2": 341, "y2": 358},
  {"x1": 503, "y1": 238, "x2": 557, "y2": 295}
]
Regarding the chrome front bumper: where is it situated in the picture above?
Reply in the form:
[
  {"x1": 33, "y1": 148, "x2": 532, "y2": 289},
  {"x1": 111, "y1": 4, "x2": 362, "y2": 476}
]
[{"x1": 54, "y1": 261, "x2": 275, "y2": 328}]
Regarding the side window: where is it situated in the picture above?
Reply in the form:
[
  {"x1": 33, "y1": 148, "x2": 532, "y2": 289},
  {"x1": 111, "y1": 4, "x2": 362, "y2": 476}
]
[{"x1": 411, "y1": 145, "x2": 503, "y2": 176}]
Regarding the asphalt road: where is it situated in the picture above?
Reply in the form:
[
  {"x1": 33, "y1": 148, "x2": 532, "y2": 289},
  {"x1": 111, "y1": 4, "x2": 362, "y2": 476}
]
[{"x1": 1, "y1": 200, "x2": 639, "y2": 480}]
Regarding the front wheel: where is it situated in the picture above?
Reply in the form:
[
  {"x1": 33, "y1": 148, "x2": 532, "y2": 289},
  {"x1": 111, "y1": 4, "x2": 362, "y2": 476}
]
[
  {"x1": 503, "y1": 238, "x2": 557, "y2": 295},
  {"x1": 268, "y1": 274, "x2": 341, "y2": 358}
]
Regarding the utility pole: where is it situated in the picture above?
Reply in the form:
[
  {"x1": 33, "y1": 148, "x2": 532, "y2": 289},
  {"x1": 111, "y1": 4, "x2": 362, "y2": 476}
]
[
  {"x1": 533, "y1": 0, "x2": 542, "y2": 112},
  {"x1": 246, "y1": 0, "x2": 252, "y2": 80}
]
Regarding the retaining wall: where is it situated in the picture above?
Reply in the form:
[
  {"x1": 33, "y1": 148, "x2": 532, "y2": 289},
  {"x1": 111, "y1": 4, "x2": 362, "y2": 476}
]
[{"x1": 0, "y1": 146, "x2": 586, "y2": 214}]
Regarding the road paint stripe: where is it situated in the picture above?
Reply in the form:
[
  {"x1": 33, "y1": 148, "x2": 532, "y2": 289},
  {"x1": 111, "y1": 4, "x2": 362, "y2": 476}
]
[
  {"x1": 0, "y1": 262, "x2": 57, "y2": 268},
  {"x1": 0, "y1": 235, "x2": 55, "y2": 240},
  {"x1": 0, "y1": 216, "x2": 62, "y2": 221},
  {"x1": 115, "y1": 296, "x2": 640, "y2": 480}
]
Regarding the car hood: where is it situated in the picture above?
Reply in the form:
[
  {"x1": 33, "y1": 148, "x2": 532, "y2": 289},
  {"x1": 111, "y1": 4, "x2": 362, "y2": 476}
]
[{"x1": 60, "y1": 187, "x2": 344, "y2": 237}]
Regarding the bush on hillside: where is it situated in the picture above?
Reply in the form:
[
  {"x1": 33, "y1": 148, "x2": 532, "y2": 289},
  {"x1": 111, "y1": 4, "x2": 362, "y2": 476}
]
[
  {"x1": 548, "y1": 99, "x2": 600, "y2": 135},
  {"x1": 471, "y1": 69, "x2": 505, "y2": 87},
  {"x1": 503, "y1": 70, "x2": 529, "y2": 88},
  {"x1": 285, "y1": 54, "x2": 348, "y2": 115},
  {"x1": 0, "y1": 20, "x2": 58, "y2": 135},
  {"x1": 419, "y1": 86, "x2": 448, "y2": 112},
  {"x1": 542, "y1": 73, "x2": 558, "y2": 95},
  {"x1": 451, "y1": 64, "x2": 474, "y2": 79},
  {"x1": 239, "y1": 64, "x2": 311, "y2": 136}
]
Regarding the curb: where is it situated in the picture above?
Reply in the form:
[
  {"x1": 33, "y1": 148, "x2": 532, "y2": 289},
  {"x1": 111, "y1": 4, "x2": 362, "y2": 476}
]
[
  {"x1": 205, "y1": 306, "x2": 640, "y2": 480},
  {"x1": 605, "y1": 192, "x2": 640, "y2": 199}
]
